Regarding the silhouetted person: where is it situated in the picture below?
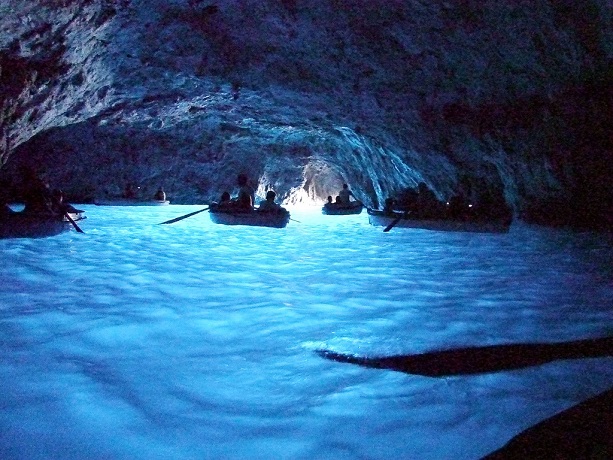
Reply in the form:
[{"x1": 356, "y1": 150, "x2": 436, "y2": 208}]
[
  {"x1": 395, "y1": 187, "x2": 418, "y2": 212},
  {"x1": 258, "y1": 190, "x2": 281, "y2": 211},
  {"x1": 448, "y1": 191, "x2": 469, "y2": 220},
  {"x1": 383, "y1": 197, "x2": 396, "y2": 214},
  {"x1": 415, "y1": 182, "x2": 444, "y2": 218},
  {"x1": 219, "y1": 191, "x2": 231, "y2": 205},
  {"x1": 22, "y1": 169, "x2": 54, "y2": 215},
  {"x1": 123, "y1": 183, "x2": 137, "y2": 199},
  {"x1": 154, "y1": 187, "x2": 166, "y2": 201},
  {"x1": 235, "y1": 174, "x2": 254, "y2": 209},
  {"x1": 338, "y1": 184, "x2": 355, "y2": 205},
  {"x1": 323, "y1": 195, "x2": 334, "y2": 211},
  {"x1": 51, "y1": 189, "x2": 82, "y2": 215}
]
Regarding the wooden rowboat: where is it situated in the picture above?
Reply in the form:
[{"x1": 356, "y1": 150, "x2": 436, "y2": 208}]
[
  {"x1": 0, "y1": 212, "x2": 71, "y2": 239},
  {"x1": 94, "y1": 198, "x2": 170, "y2": 206},
  {"x1": 322, "y1": 201, "x2": 363, "y2": 215},
  {"x1": 367, "y1": 209, "x2": 512, "y2": 233},
  {"x1": 209, "y1": 203, "x2": 290, "y2": 228}
]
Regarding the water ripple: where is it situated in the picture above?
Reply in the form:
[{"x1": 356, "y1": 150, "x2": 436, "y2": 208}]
[{"x1": 1, "y1": 205, "x2": 612, "y2": 459}]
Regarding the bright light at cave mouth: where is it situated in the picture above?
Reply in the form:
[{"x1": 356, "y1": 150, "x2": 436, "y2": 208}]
[{"x1": 284, "y1": 186, "x2": 323, "y2": 206}]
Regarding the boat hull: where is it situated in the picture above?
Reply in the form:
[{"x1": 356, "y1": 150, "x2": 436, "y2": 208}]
[
  {"x1": 0, "y1": 213, "x2": 71, "y2": 239},
  {"x1": 209, "y1": 206, "x2": 290, "y2": 228},
  {"x1": 322, "y1": 202, "x2": 363, "y2": 215},
  {"x1": 95, "y1": 199, "x2": 170, "y2": 206},
  {"x1": 367, "y1": 209, "x2": 511, "y2": 233}
]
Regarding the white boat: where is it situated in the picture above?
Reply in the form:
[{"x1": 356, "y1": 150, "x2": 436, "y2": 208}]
[
  {"x1": 94, "y1": 198, "x2": 170, "y2": 206},
  {"x1": 367, "y1": 209, "x2": 512, "y2": 233}
]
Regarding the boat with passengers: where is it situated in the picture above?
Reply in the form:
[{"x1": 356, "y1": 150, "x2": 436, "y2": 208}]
[
  {"x1": 95, "y1": 198, "x2": 170, "y2": 206},
  {"x1": 0, "y1": 211, "x2": 73, "y2": 239},
  {"x1": 322, "y1": 200, "x2": 363, "y2": 215},
  {"x1": 367, "y1": 208, "x2": 512, "y2": 233},
  {"x1": 209, "y1": 202, "x2": 290, "y2": 228}
]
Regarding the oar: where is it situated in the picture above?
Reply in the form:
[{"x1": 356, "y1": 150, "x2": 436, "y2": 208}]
[
  {"x1": 159, "y1": 207, "x2": 209, "y2": 225},
  {"x1": 290, "y1": 218, "x2": 301, "y2": 223},
  {"x1": 383, "y1": 211, "x2": 409, "y2": 233},
  {"x1": 316, "y1": 336, "x2": 613, "y2": 377},
  {"x1": 64, "y1": 212, "x2": 84, "y2": 233}
]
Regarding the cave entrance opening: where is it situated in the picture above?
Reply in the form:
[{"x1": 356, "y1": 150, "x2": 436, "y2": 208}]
[{"x1": 284, "y1": 160, "x2": 346, "y2": 205}]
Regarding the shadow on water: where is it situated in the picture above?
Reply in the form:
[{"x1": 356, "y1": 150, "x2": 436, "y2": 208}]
[
  {"x1": 318, "y1": 337, "x2": 613, "y2": 458},
  {"x1": 316, "y1": 336, "x2": 613, "y2": 376}
]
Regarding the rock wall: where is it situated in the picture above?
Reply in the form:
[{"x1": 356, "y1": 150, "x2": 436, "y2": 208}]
[{"x1": 1, "y1": 0, "x2": 611, "y2": 228}]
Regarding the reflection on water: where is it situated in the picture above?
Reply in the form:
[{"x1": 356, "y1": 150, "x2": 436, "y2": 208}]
[{"x1": 1, "y1": 205, "x2": 612, "y2": 459}]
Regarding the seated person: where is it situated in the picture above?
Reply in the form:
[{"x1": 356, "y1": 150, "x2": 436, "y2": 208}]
[
  {"x1": 154, "y1": 187, "x2": 166, "y2": 201},
  {"x1": 234, "y1": 174, "x2": 254, "y2": 209},
  {"x1": 22, "y1": 172, "x2": 55, "y2": 215},
  {"x1": 338, "y1": 184, "x2": 355, "y2": 205},
  {"x1": 415, "y1": 182, "x2": 445, "y2": 218},
  {"x1": 51, "y1": 189, "x2": 84, "y2": 215},
  {"x1": 123, "y1": 183, "x2": 138, "y2": 199},
  {"x1": 218, "y1": 191, "x2": 232, "y2": 207},
  {"x1": 323, "y1": 195, "x2": 334, "y2": 210},
  {"x1": 447, "y1": 191, "x2": 469, "y2": 220},
  {"x1": 383, "y1": 197, "x2": 396, "y2": 214},
  {"x1": 395, "y1": 187, "x2": 418, "y2": 212},
  {"x1": 258, "y1": 190, "x2": 281, "y2": 212},
  {"x1": 220, "y1": 191, "x2": 231, "y2": 202}
]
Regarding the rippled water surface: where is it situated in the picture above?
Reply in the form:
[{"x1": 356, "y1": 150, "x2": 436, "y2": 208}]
[{"x1": 1, "y1": 205, "x2": 612, "y2": 459}]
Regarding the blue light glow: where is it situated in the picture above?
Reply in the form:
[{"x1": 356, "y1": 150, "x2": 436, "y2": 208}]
[{"x1": 1, "y1": 205, "x2": 612, "y2": 459}]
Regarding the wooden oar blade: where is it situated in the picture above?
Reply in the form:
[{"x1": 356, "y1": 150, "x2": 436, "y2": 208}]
[
  {"x1": 383, "y1": 217, "x2": 401, "y2": 232},
  {"x1": 383, "y1": 211, "x2": 409, "y2": 232},
  {"x1": 159, "y1": 207, "x2": 209, "y2": 225}
]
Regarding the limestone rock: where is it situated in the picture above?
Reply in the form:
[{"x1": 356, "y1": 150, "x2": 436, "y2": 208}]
[{"x1": 1, "y1": 0, "x2": 611, "y2": 228}]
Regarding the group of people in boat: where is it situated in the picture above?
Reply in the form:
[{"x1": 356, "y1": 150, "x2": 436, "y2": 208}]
[
  {"x1": 216, "y1": 173, "x2": 286, "y2": 213},
  {"x1": 323, "y1": 183, "x2": 360, "y2": 210},
  {"x1": 3, "y1": 164, "x2": 512, "y2": 229},
  {"x1": 1, "y1": 168, "x2": 82, "y2": 219},
  {"x1": 383, "y1": 181, "x2": 512, "y2": 221},
  {"x1": 122, "y1": 183, "x2": 166, "y2": 202}
]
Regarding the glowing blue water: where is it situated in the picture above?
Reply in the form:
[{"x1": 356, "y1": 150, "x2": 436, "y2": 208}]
[{"x1": 1, "y1": 205, "x2": 612, "y2": 459}]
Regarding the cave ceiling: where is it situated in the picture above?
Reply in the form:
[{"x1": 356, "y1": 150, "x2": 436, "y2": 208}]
[{"x1": 1, "y1": 0, "x2": 611, "y2": 227}]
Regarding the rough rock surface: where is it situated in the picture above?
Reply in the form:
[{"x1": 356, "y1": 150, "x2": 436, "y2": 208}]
[{"x1": 1, "y1": 0, "x2": 612, "y2": 228}]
